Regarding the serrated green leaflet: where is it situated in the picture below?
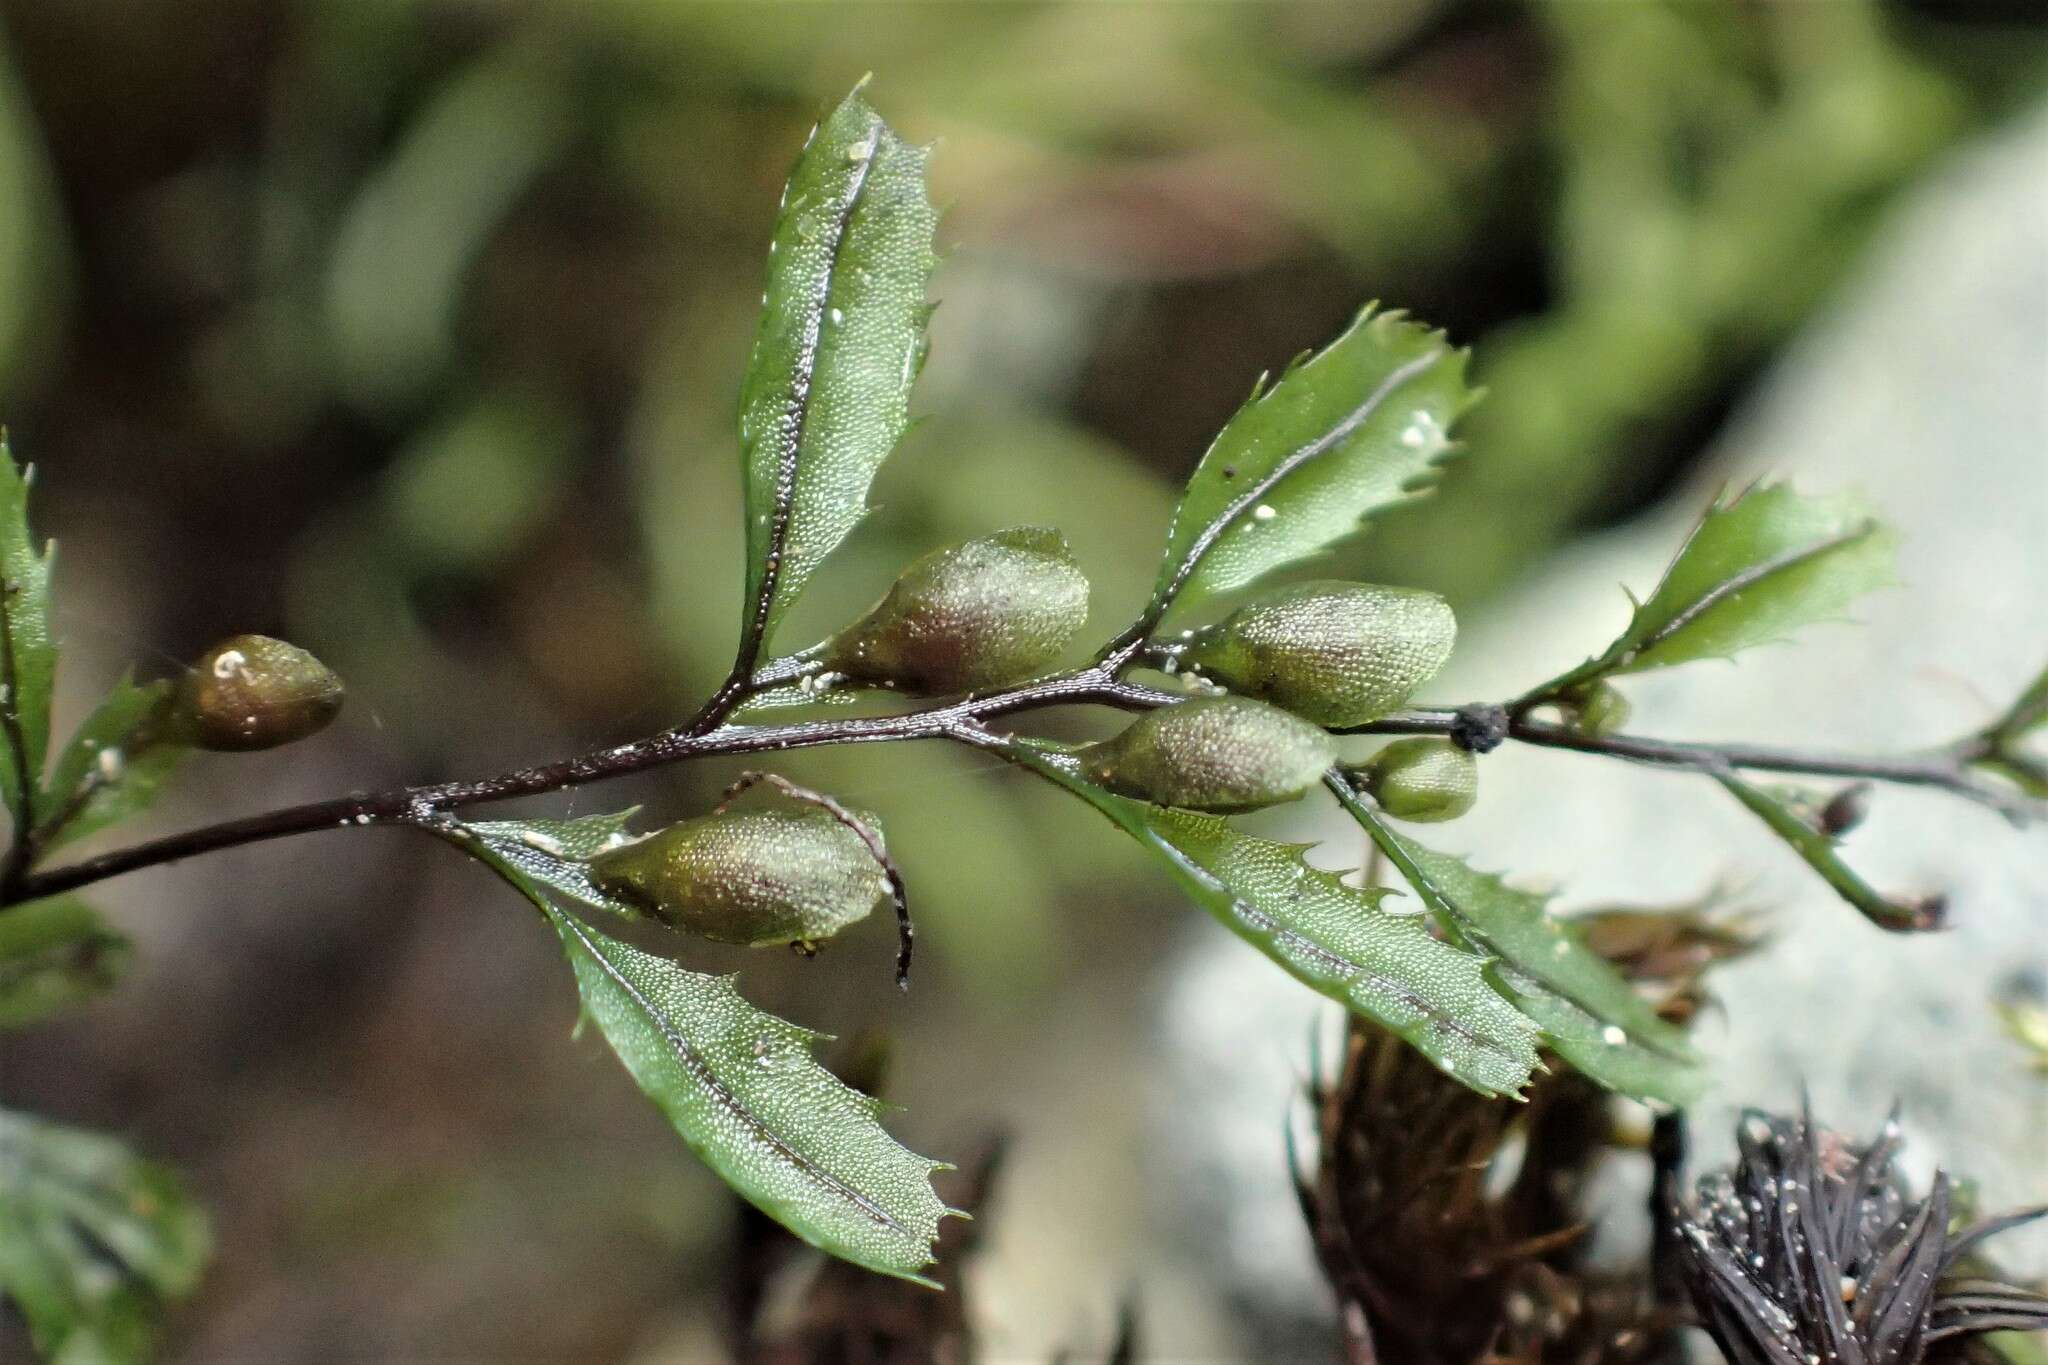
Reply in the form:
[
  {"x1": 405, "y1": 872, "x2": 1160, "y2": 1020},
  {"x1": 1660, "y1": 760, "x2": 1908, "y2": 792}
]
[
  {"x1": 1486, "y1": 964, "x2": 1705, "y2": 1107},
  {"x1": 1, "y1": 437, "x2": 57, "y2": 827},
  {"x1": 39, "y1": 676, "x2": 186, "y2": 853},
  {"x1": 1334, "y1": 782, "x2": 1698, "y2": 1081},
  {"x1": 463, "y1": 809, "x2": 646, "y2": 920},
  {"x1": 1715, "y1": 771, "x2": 1934, "y2": 933},
  {"x1": 456, "y1": 828, "x2": 954, "y2": 1284},
  {"x1": 0, "y1": 897, "x2": 129, "y2": 1029},
  {"x1": 738, "y1": 83, "x2": 939, "y2": 657},
  {"x1": 548, "y1": 913, "x2": 953, "y2": 1283},
  {"x1": 1537, "y1": 483, "x2": 1897, "y2": 696},
  {"x1": 0, "y1": 1107, "x2": 210, "y2": 1365},
  {"x1": 1002, "y1": 741, "x2": 1538, "y2": 1097},
  {"x1": 1149, "y1": 307, "x2": 1474, "y2": 620}
]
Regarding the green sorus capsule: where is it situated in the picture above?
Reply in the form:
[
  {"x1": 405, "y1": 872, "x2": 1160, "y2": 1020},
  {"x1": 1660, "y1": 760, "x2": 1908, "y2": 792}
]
[
  {"x1": 1356, "y1": 738, "x2": 1477, "y2": 823},
  {"x1": 1080, "y1": 696, "x2": 1336, "y2": 813},
  {"x1": 1561, "y1": 680, "x2": 1630, "y2": 738},
  {"x1": 824, "y1": 526, "x2": 1090, "y2": 694},
  {"x1": 173, "y1": 634, "x2": 344, "y2": 752},
  {"x1": 1177, "y1": 581, "x2": 1455, "y2": 727},
  {"x1": 588, "y1": 806, "x2": 888, "y2": 949}
]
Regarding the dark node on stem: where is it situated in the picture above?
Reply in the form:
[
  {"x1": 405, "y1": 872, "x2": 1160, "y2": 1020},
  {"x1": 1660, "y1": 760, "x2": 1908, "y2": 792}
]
[{"x1": 1449, "y1": 702, "x2": 1508, "y2": 754}]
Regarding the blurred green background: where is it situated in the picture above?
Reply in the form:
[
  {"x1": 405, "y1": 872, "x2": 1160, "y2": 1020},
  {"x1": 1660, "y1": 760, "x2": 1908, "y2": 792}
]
[{"x1": 1, "y1": 1, "x2": 2043, "y2": 1359}]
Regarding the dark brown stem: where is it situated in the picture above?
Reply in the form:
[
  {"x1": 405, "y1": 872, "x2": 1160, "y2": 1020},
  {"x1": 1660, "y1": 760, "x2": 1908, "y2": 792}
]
[
  {"x1": 4, "y1": 670, "x2": 1159, "y2": 904},
  {"x1": 7, "y1": 674, "x2": 2033, "y2": 907}
]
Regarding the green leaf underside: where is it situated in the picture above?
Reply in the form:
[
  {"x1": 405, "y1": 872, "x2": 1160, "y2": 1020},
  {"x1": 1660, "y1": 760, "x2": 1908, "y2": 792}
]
[
  {"x1": 0, "y1": 897, "x2": 130, "y2": 1029},
  {"x1": 1544, "y1": 483, "x2": 1897, "y2": 694},
  {"x1": 1714, "y1": 771, "x2": 1926, "y2": 932},
  {"x1": 739, "y1": 85, "x2": 939, "y2": 654},
  {"x1": 1150, "y1": 307, "x2": 1475, "y2": 618},
  {"x1": 463, "y1": 810, "x2": 646, "y2": 920},
  {"x1": 455, "y1": 827, "x2": 953, "y2": 1283},
  {"x1": 1336, "y1": 787, "x2": 1697, "y2": 1070},
  {"x1": 40, "y1": 677, "x2": 187, "y2": 853},
  {"x1": 1, "y1": 440, "x2": 58, "y2": 826},
  {"x1": 1487, "y1": 964, "x2": 1705, "y2": 1107},
  {"x1": 1002, "y1": 742, "x2": 1537, "y2": 1097},
  {"x1": 0, "y1": 1107, "x2": 210, "y2": 1365}
]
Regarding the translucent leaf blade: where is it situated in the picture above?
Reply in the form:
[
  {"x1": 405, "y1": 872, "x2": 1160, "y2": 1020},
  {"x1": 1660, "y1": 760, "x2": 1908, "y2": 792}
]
[
  {"x1": 739, "y1": 84, "x2": 939, "y2": 652},
  {"x1": 463, "y1": 810, "x2": 645, "y2": 920},
  {"x1": 0, "y1": 438, "x2": 57, "y2": 825},
  {"x1": 1337, "y1": 788, "x2": 1697, "y2": 1065},
  {"x1": 0, "y1": 1107, "x2": 211, "y2": 1364},
  {"x1": 1487, "y1": 965, "x2": 1706, "y2": 1107},
  {"x1": 548, "y1": 910, "x2": 953, "y2": 1282},
  {"x1": 1003, "y1": 743, "x2": 1538, "y2": 1097},
  {"x1": 451, "y1": 822, "x2": 953, "y2": 1283},
  {"x1": 1546, "y1": 484, "x2": 1897, "y2": 692},
  {"x1": 1149, "y1": 307, "x2": 1475, "y2": 618},
  {"x1": 40, "y1": 676, "x2": 186, "y2": 853},
  {"x1": 0, "y1": 897, "x2": 130, "y2": 1030}
]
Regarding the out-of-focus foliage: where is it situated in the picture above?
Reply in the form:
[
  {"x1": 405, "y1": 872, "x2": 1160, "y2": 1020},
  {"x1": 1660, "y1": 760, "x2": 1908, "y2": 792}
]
[
  {"x1": 0, "y1": 1108, "x2": 210, "y2": 1365},
  {"x1": 0, "y1": 894, "x2": 126, "y2": 1028}
]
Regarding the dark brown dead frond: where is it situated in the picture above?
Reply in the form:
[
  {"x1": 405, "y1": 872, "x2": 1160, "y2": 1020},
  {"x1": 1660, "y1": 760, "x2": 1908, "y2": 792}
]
[
  {"x1": 1668, "y1": 1107, "x2": 2048, "y2": 1365},
  {"x1": 1295, "y1": 1018, "x2": 1682, "y2": 1365}
]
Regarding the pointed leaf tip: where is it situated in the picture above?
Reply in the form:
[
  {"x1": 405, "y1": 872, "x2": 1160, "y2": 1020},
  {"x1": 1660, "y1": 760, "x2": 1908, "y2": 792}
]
[
  {"x1": 550, "y1": 911, "x2": 952, "y2": 1280},
  {"x1": 1148, "y1": 305, "x2": 1477, "y2": 621}
]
